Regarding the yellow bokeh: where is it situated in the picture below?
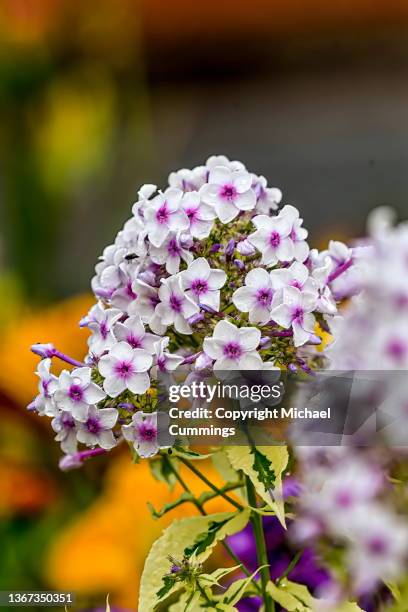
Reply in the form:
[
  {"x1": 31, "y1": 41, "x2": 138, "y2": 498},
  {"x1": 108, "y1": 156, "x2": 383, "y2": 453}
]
[
  {"x1": 0, "y1": 294, "x2": 94, "y2": 406},
  {"x1": 46, "y1": 455, "x2": 233, "y2": 609}
]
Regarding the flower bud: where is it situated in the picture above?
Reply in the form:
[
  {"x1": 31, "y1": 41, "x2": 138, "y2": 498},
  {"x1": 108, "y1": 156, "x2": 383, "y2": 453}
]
[{"x1": 237, "y1": 239, "x2": 256, "y2": 256}]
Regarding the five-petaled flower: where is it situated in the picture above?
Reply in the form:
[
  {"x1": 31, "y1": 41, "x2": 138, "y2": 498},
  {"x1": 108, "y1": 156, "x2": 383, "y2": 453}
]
[
  {"x1": 98, "y1": 341, "x2": 153, "y2": 397},
  {"x1": 122, "y1": 411, "x2": 165, "y2": 458},
  {"x1": 114, "y1": 315, "x2": 160, "y2": 353},
  {"x1": 271, "y1": 287, "x2": 317, "y2": 347},
  {"x1": 249, "y1": 205, "x2": 308, "y2": 266},
  {"x1": 200, "y1": 166, "x2": 256, "y2": 223},
  {"x1": 155, "y1": 275, "x2": 199, "y2": 335},
  {"x1": 203, "y1": 320, "x2": 262, "y2": 370},
  {"x1": 144, "y1": 188, "x2": 189, "y2": 247},
  {"x1": 54, "y1": 367, "x2": 106, "y2": 420},
  {"x1": 232, "y1": 268, "x2": 277, "y2": 324},
  {"x1": 77, "y1": 405, "x2": 118, "y2": 449},
  {"x1": 180, "y1": 257, "x2": 226, "y2": 311}
]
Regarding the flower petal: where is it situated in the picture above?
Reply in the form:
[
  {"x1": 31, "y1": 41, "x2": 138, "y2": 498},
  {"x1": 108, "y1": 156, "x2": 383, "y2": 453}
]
[
  {"x1": 127, "y1": 372, "x2": 151, "y2": 394},
  {"x1": 238, "y1": 327, "x2": 261, "y2": 351}
]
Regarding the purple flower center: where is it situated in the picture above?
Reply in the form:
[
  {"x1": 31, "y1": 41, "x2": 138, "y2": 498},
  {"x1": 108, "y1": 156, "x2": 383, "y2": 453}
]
[
  {"x1": 386, "y1": 339, "x2": 406, "y2": 362},
  {"x1": 223, "y1": 342, "x2": 243, "y2": 360},
  {"x1": 149, "y1": 294, "x2": 160, "y2": 307},
  {"x1": 168, "y1": 238, "x2": 181, "y2": 257},
  {"x1": 69, "y1": 384, "x2": 84, "y2": 402},
  {"x1": 185, "y1": 207, "x2": 198, "y2": 222},
  {"x1": 99, "y1": 320, "x2": 109, "y2": 339},
  {"x1": 115, "y1": 360, "x2": 135, "y2": 379},
  {"x1": 86, "y1": 417, "x2": 101, "y2": 434},
  {"x1": 169, "y1": 293, "x2": 183, "y2": 312},
  {"x1": 62, "y1": 413, "x2": 75, "y2": 429},
  {"x1": 269, "y1": 231, "x2": 281, "y2": 248},
  {"x1": 367, "y1": 536, "x2": 388, "y2": 556},
  {"x1": 138, "y1": 421, "x2": 157, "y2": 442},
  {"x1": 220, "y1": 183, "x2": 237, "y2": 201},
  {"x1": 127, "y1": 334, "x2": 142, "y2": 349},
  {"x1": 293, "y1": 307, "x2": 304, "y2": 323},
  {"x1": 156, "y1": 203, "x2": 170, "y2": 225},
  {"x1": 255, "y1": 288, "x2": 272, "y2": 307},
  {"x1": 291, "y1": 280, "x2": 302, "y2": 289},
  {"x1": 335, "y1": 490, "x2": 353, "y2": 508},
  {"x1": 191, "y1": 278, "x2": 209, "y2": 296}
]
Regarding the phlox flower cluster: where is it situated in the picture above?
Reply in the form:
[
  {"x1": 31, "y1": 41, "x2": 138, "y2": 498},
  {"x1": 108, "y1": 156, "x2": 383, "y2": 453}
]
[
  {"x1": 293, "y1": 210, "x2": 408, "y2": 603},
  {"x1": 293, "y1": 447, "x2": 408, "y2": 600},
  {"x1": 29, "y1": 155, "x2": 356, "y2": 465}
]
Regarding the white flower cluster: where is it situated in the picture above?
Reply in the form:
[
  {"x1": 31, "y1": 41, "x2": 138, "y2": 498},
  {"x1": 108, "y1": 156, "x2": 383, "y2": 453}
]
[
  {"x1": 329, "y1": 212, "x2": 408, "y2": 370},
  {"x1": 294, "y1": 447, "x2": 408, "y2": 598},
  {"x1": 30, "y1": 155, "x2": 356, "y2": 464}
]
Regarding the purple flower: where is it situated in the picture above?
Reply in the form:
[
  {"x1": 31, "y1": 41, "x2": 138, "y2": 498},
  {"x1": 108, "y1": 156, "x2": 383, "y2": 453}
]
[
  {"x1": 77, "y1": 405, "x2": 118, "y2": 449},
  {"x1": 232, "y1": 268, "x2": 277, "y2": 325},
  {"x1": 200, "y1": 166, "x2": 256, "y2": 223},
  {"x1": 180, "y1": 257, "x2": 227, "y2": 312},
  {"x1": 54, "y1": 367, "x2": 106, "y2": 420},
  {"x1": 98, "y1": 341, "x2": 152, "y2": 397},
  {"x1": 144, "y1": 188, "x2": 189, "y2": 247},
  {"x1": 203, "y1": 320, "x2": 262, "y2": 370}
]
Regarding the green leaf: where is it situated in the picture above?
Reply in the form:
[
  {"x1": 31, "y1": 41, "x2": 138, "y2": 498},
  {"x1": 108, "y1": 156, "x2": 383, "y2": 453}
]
[
  {"x1": 184, "y1": 510, "x2": 250, "y2": 559},
  {"x1": 156, "y1": 575, "x2": 176, "y2": 600},
  {"x1": 266, "y1": 580, "x2": 364, "y2": 612},
  {"x1": 226, "y1": 446, "x2": 289, "y2": 527},
  {"x1": 198, "y1": 565, "x2": 241, "y2": 587},
  {"x1": 139, "y1": 511, "x2": 250, "y2": 612},
  {"x1": 267, "y1": 580, "x2": 310, "y2": 611},
  {"x1": 150, "y1": 455, "x2": 179, "y2": 491},
  {"x1": 221, "y1": 566, "x2": 268, "y2": 607}
]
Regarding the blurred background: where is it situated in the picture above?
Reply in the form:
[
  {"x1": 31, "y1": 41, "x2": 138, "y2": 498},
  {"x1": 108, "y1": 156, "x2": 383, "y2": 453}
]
[{"x1": 1, "y1": 0, "x2": 408, "y2": 609}]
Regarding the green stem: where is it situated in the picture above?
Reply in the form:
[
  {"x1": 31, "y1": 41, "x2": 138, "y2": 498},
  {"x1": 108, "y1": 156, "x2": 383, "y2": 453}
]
[
  {"x1": 276, "y1": 550, "x2": 303, "y2": 584},
  {"x1": 246, "y1": 475, "x2": 274, "y2": 612},
  {"x1": 162, "y1": 455, "x2": 261, "y2": 593},
  {"x1": 179, "y1": 457, "x2": 244, "y2": 511}
]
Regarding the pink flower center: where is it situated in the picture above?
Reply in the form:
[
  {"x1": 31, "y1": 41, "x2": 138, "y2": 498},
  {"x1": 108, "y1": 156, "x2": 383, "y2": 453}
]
[
  {"x1": 168, "y1": 239, "x2": 181, "y2": 257},
  {"x1": 185, "y1": 207, "x2": 198, "y2": 222},
  {"x1": 367, "y1": 536, "x2": 388, "y2": 556},
  {"x1": 115, "y1": 360, "x2": 135, "y2": 379},
  {"x1": 99, "y1": 320, "x2": 109, "y2": 339},
  {"x1": 191, "y1": 278, "x2": 209, "y2": 296},
  {"x1": 156, "y1": 203, "x2": 170, "y2": 224},
  {"x1": 138, "y1": 422, "x2": 157, "y2": 442},
  {"x1": 293, "y1": 307, "x2": 304, "y2": 323},
  {"x1": 169, "y1": 293, "x2": 183, "y2": 312},
  {"x1": 127, "y1": 334, "x2": 142, "y2": 349},
  {"x1": 69, "y1": 384, "x2": 84, "y2": 402},
  {"x1": 386, "y1": 339, "x2": 406, "y2": 362},
  {"x1": 86, "y1": 417, "x2": 101, "y2": 434},
  {"x1": 255, "y1": 288, "x2": 272, "y2": 307},
  {"x1": 62, "y1": 413, "x2": 75, "y2": 429},
  {"x1": 220, "y1": 184, "x2": 237, "y2": 201},
  {"x1": 223, "y1": 342, "x2": 243, "y2": 360},
  {"x1": 269, "y1": 231, "x2": 281, "y2": 248},
  {"x1": 335, "y1": 490, "x2": 353, "y2": 508}
]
